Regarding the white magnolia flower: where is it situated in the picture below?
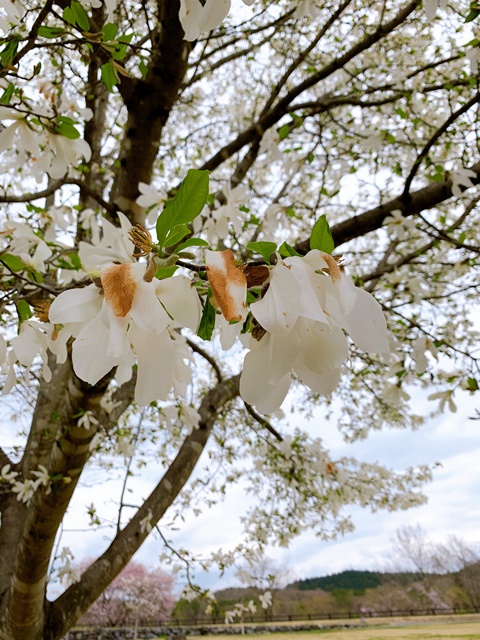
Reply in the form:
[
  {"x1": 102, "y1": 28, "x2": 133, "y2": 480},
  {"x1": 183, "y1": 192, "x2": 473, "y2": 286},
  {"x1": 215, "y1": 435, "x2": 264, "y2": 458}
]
[
  {"x1": 428, "y1": 389, "x2": 457, "y2": 413},
  {"x1": 179, "y1": 0, "x2": 231, "y2": 41},
  {"x1": 8, "y1": 223, "x2": 52, "y2": 272},
  {"x1": 450, "y1": 168, "x2": 477, "y2": 197},
  {"x1": 259, "y1": 591, "x2": 272, "y2": 609},
  {"x1": 240, "y1": 250, "x2": 388, "y2": 412},
  {"x1": 139, "y1": 509, "x2": 153, "y2": 534},
  {"x1": 206, "y1": 183, "x2": 248, "y2": 241},
  {"x1": 77, "y1": 411, "x2": 99, "y2": 430},
  {"x1": 295, "y1": 0, "x2": 319, "y2": 18},
  {"x1": 11, "y1": 478, "x2": 36, "y2": 504},
  {"x1": 49, "y1": 263, "x2": 201, "y2": 405},
  {"x1": 1, "y1": 464, "x2": 18, "y2": 483},
  {"x1": 382, "y1": 209, "x2": 416, "y2": 240}
]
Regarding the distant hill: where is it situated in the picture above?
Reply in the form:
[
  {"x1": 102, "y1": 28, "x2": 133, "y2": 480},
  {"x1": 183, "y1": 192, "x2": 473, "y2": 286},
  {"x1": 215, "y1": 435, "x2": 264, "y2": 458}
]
[{"x1": 289, "y1": 570, "x2": 381, "y2": 592}]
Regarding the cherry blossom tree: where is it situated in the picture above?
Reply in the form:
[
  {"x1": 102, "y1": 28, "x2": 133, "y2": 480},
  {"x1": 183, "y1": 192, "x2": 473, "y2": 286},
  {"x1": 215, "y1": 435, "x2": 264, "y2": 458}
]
[
  {"x1": 78, "y1": 561, "x2": 175, "y2": 629},
  {"x1": 0, "y1": 0, "x2": 479, "y2": 639}
]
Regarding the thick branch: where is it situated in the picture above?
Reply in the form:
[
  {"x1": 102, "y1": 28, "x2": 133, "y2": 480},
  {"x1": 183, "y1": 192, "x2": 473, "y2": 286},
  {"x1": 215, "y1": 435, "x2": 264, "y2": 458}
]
[
  {"x1": 49, "y1": 375, "x2": 240, "y2": 639},
  {"x1": 200, "y1": 0, "x2": 420, "y2": 175},
  {"x1": 296, "y1": 160, "x2": 480, "y2": 253}
]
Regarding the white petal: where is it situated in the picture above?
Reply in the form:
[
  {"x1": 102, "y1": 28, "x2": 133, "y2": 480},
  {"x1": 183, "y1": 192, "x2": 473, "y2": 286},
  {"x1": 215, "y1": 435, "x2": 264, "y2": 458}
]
[
  {"x1": 129, "y1": 324, "x2": 176, "y2": 405},
  {"x1": 129, "y1": 279, "x2": 170, "y2": 334},
  {"x1": 342, "y1": 289, "x2": 389, "y2": 353},
  {"x1": 156, "y1": 276, "x2": 201, "y2": 330},
  {"x1": 250, "y1": 262, "x2": 300, "y2": 334},
  {"x1": 72, "y1": 315, "x2": 119, "y2": 384},
  {"x1": 49, "y1": 285, "x2": 101, "y2": 325}
]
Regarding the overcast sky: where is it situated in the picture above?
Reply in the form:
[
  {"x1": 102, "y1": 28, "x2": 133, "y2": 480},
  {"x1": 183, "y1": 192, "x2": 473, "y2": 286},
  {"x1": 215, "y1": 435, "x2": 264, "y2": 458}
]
[{"x1": 24, "y1": 381, "x2": 478, "y2": 594}]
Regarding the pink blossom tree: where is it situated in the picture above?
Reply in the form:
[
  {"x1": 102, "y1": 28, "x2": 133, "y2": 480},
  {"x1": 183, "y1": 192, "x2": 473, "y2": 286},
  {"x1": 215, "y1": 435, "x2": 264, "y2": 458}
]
[{"x1": 79, "y1": 562, "x2": 175, "y2": 628}]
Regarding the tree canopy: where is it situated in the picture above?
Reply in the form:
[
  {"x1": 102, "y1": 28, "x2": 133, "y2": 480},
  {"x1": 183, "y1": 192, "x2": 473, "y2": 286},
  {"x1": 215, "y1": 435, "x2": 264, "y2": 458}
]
[{"x1": 0, "y1": 0, "x2": 479, "y2": 638}]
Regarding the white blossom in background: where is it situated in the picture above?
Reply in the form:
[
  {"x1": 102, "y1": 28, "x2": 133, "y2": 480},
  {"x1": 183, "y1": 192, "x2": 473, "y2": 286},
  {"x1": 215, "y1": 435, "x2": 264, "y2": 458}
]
[
  {"x1": 259, "y1": 591, "x2": 272, "y2": 609},
  {"x1": 450, "y1": 168, "x2": 477, "y2": 197},
  {"x1": 206, "y1": 183, "x2": 249, "y2": 242},
  {"x1": 428, "y1": 389, "x2": 457, "y2": 413},
  {"x1": 423, "y1": 0, "x2": 447, "y2": 21},
  {"x1": 382, "y1": 209, "x2": 416, "y2": 240},
  {"x1": 139, "y1": 509, "x2": 153, "y2": 534}
]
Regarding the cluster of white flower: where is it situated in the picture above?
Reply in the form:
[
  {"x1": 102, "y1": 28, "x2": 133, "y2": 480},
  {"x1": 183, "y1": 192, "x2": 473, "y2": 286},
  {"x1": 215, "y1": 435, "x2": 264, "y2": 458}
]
[
  {"x1": 0, "y1": 105, "x2": 91, "y2": 181},
  {"x1": 0, "y1": 463, "x2": 56, "y2": 504},
  {"x1": 0, "y1": 200, "x2": 389, "y2": 414}
]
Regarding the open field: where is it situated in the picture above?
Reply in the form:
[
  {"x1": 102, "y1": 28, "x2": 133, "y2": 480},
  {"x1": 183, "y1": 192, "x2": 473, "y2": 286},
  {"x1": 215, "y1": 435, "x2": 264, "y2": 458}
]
[{"x1": 185, "y1": 615, "x2": 480, "y2": 640}]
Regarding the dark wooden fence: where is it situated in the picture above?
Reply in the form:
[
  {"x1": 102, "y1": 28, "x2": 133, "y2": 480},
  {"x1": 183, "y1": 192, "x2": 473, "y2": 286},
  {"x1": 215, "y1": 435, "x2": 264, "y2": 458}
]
[{"x1": 80, "y1": 606, "x2": 480, "y2": 629}]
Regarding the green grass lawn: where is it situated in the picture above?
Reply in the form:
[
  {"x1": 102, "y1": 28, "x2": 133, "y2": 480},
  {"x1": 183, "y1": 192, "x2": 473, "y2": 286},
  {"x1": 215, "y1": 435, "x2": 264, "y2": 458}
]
[{"x1": 169, "y1": 618, "x2": 480, "y2": 640}]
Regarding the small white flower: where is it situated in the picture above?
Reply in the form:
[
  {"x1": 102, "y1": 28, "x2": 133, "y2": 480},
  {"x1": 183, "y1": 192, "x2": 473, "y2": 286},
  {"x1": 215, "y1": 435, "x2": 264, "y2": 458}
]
[
  {"x1": 11, "y1": 478, "x2": 36, "y2": 503},
  {"x1": 1, "y1": 464, "x2": 18, "y2": 482},
  {"x1": 139, "y1": 509, "x2": 153, "y2": 534},
  {"x1": 77, "y1": 410, "x2": 99, "y2": 430},
  {"x1": 428, "y1": 389, "x2": 457, "y2": 413},
  {"x1": 259, "y1": 591, "x2": 272, "y2": 609}
]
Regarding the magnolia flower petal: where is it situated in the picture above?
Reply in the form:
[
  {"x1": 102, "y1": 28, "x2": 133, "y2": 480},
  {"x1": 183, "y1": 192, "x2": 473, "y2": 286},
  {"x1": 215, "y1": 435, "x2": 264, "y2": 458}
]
[
  {"x1": 298, "y1": 320, "x2": 348, "y2": 373},
  {"x1": 129, "y1": 279, "x2": 170, "y2": 334},
  {"x1": 240, "y1": 349, "x2": 291, "y2": 414},
  {"x1": 155, "y1": 276, "x2": 202, "y2": 330},
  {"x1": 129, "y1": 324, "x2": 176, "y2": 405},
  {"x1": 250, "y1": 261, "x2": 300, "y2": 334},
  {"x1": 342, "y1": 288, "x2": 389, "y2": 353},
  {"x1": 72, "y1": 315, "x2": 119, "y2": 384},
  {"x1": 294, "y1": 358, "x2": 342, "y2": 397},
  {"x1": 206, "y1": 249, "x2": 247, "y2": 322},
  {"x1": 49, "y1": 285, "x2": 101, "y2": 325}
]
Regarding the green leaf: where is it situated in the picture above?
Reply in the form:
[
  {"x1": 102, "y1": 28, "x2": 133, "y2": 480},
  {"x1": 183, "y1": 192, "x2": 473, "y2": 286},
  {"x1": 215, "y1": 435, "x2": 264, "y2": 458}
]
[
  {"x1": 101, "y1": 62, "x2": 119, "y2": 92},
  {"x1": 278, "y1": 124, "x2": 290, "y2": 140},
  {"x1": 197, "y1": 291, "x2": 216, "y2": 341},
  {"x1": 163, "y1": 224, "x2": 191, "y2": 248},
  {"x1": 278, "y1": 241, "x2": 300, "y2": 258},
  {"x1": 155, "y1": 265, "x2": 178, "y2": 280},
  {"x1": 467, "y1": 376, "x2": 479, "y2": 391},
  {"x1": 1, "y1": 254, "x2": 24, "y2": 271},
  {"x1": 156, "y1": 169, "x2": 209, "y2": 248},
  {"x1": 0, "y1": 83, "x2": 14, "y2": 105},
  {"x1": 54, "y1": 120, "x2": 80, "y2": 139},
  {"x1": 139, "y1": 59, "x2": 148, "y2": 78},
  {"x1": 63, "y1": 5, "x2": 76, "y2": 25},
  {"x1": 38, "y1": 26, "x2": 67, "y2": 38},
  {"x1": 102, "y1": 22, "x2": 118, "y2": 41},
  {"x1": 466, "y1": 8, "x2": 480, "y2": 22},
  {"x1": 71, "y1": 0, "x2": 90, "y2": 30},
  {"x1": 17, "y1": 299, "x2": 32, "y2": 322},
  {"x1": 176, "y1": 237, "x2": 209, "y2": 252},
  {"x1": 0, "y1": 36, "x2": 20, "y2": 67},
  {"x1": 246, "y1": 241, "x2": 277, "y2": 263},
  {"x1": 310, "y1": 215, "x2": 335, "y2": 254}
]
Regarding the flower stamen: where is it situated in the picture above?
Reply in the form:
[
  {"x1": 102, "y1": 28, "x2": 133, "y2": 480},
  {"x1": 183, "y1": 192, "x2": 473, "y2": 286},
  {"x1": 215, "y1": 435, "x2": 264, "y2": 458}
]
[{"x1": 128, "y1": 224, "x2": 153, "y2": 258}]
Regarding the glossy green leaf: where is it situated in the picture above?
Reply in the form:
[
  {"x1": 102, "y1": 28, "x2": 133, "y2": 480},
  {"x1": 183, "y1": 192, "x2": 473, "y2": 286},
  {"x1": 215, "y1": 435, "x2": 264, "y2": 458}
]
[
  {"x1": 101, "y1": 62, "x2": 119, "y2": 92},
  {"x1": 176, "y1": 237, "x2": 209, "y2": 252},
  {"x1": 197, "y1": 291, "x2": 216, "y2": 341},
  {"x1": 38, "y1": 26, "x2": 67, "y2": 38},
  {"x1": 246, "y1": 241, "x2": 277, "y2": 263},
  {"x1": 163, "y1": 224, "x2": 191, "y2": 248},
  {"x1": 156, "y1": 169, "x2": 209, "y2": 248},
  {"x1": 278, "y1": 241, "x2": 300, "y2": 258},
  {"x1": 17, "y1": 299, "x2": 32, "y2": 322},
  {"x1": 310, "y1": 215, "x2": 335, "y2": 254},
  {"x1": 1, "y1": 254, "x2": 24, "y2": 271},
  {"x1": 102, "y1": 23, "x2": 118, "y2": 41},
  {"x1": 0, "y1": 83, "x2": 14, "y2": 105}
]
